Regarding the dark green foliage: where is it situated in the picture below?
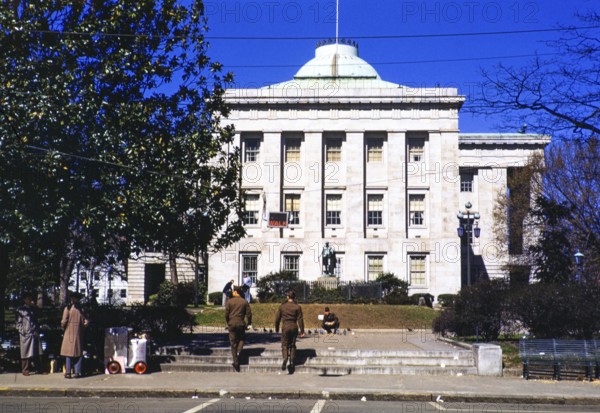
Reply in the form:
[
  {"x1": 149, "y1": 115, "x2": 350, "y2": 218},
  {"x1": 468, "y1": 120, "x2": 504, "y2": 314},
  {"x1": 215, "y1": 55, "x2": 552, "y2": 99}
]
[
  {"x1": 89, "y1": 304, "x2": 195, "y2": 340},
  {"x1": 528, "y1": 196, "x2": 574, "y2": 284},
  {"x1": 434, "y1": 280, "x2": 509, "y2": 341},
  {"x1": 208, "y1": 291, "x2": 223, "y2": 306},
  {"x1": 150, "y1": 281, "x2": 206, "y2": 307},
  {"x1": 437, "y1": 294, "x2": 457, "y2": 308},
  {"x1": 376, "y1": 272, "x2": 410, "y2": 304},
  {"x1": 376, "y1": 272, "x2": 409, "y2": 296},
  {"x1": 510, "y1": 283, "x2": 600, "y2": 339},
  {"x1": 307, "y1": 285, "x2": 346, "y2": 304},
  {"x1": 256, "y1": 271, "x2": 299, "y2": 303}
]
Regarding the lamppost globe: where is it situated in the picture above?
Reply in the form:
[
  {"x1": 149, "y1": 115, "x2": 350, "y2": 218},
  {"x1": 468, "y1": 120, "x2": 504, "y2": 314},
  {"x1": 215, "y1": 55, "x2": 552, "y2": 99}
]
[{"x1": 574, "y1": 250, "x2": 584, "y2": 266}]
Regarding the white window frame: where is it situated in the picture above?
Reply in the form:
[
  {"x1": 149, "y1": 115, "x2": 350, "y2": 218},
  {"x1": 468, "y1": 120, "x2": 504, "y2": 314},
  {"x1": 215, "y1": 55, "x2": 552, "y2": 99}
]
[
  {"x1": 366, "y1": 255, "x2": 385, "y2": 281},
  {"x1": 244, "y1": 139, "x2": 260, "y2": 163},
  {"x1": 282, "y1": 254, "x2": 300, "y2": 279},
  {"x1": 409, "y1": 255, "x2": 427, "y2": 286},
  {"x1": 284, "y1": 138, "x2": 301, "y2": 163},
  {"x1": 325, "y1": 138, "x2": 342, "y2": 162},
  {"x1": 241, "y1": 254, "x2": 259, "y2": 285},
  {"x1": 366, "y1": 138, "x2": 383, "y2": 163},
  {"x1": 284, "y1": 193, "x2": 301, "y2": 226},
  {"x1": 325, "y1": 194, "x2": 342, "y2": 226},
  {"x1": 367, "y1": 194, "x2": 384, "y2": 227},
  {"x1": 460, "y1": 168, "x2": 475, "y2": 192},
  {"x1": 244, "y1": 194, "x2": 260, "y2": 225},
  {"x1": 409, "y1": 194, "x2": 425, "y2": 227},
  {"x1": 408, "y1": 138, "x2": 425, "y2": 162}
]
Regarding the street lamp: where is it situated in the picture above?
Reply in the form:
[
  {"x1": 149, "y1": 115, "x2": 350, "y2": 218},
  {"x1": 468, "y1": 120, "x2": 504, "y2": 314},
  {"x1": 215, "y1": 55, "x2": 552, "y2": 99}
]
[
  {"x1": 457, "y1": 202, "x2": 481, "y2": 287},
  {"x1": 574, "y1": 250, "x2": 584, "y2": 283}
]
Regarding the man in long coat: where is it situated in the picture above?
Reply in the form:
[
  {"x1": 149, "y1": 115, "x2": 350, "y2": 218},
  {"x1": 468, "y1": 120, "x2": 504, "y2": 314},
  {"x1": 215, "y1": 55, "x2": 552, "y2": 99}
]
[
  {"x1": 60, "y1": 292, "x2": 89, "y2": 378},
  {"x1": 274, "y1": 290, "x2": 305, "y2": 373},
  {"x1": 224, "y1": 286, "x2": 252, "y2": 372},
  {"x1": 16, "y1": 293, "x2": 42, "y2": 376}
]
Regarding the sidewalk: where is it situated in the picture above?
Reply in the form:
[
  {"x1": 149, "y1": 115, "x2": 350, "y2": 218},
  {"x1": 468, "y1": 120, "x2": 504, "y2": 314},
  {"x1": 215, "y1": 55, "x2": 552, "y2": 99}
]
[{"x1": 1, "y1": 330, "x2": 599, "y2": 404}]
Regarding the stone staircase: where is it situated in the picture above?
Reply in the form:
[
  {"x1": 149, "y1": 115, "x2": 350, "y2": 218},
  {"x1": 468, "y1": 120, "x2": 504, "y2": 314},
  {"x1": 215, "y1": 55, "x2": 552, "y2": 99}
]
[{"x1": 156, "y1": 345, "x2": 477, "y2": 376}]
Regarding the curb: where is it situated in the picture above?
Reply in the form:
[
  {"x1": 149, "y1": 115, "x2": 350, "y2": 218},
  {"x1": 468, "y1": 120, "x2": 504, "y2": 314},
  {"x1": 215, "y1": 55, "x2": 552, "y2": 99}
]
[{"x1": 2, "y1": 388, "x2": 600, "y2": 404}]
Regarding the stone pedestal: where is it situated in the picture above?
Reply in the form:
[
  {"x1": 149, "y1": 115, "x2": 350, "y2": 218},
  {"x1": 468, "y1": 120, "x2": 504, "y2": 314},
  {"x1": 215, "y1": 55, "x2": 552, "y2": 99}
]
[
  {"x1": 473, "y1": 343, "x2": 503, "y2": 376},
  {"x1": 317, "y1": 276, "x2": 339, "y2": 290}
]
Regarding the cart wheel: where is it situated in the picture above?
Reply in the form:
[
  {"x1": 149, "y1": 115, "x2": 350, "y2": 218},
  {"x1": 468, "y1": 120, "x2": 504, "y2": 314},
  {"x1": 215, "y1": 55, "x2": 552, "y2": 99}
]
[
  {"x1": 107, "y1": 361, "x2": 121, "y2": 374},
  {"x1": 134, "y1": 361, "x2": 147, "y2": 375}
]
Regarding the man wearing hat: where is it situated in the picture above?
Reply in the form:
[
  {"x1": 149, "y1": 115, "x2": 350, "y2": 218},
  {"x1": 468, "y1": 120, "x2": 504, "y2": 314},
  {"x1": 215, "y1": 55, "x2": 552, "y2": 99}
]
[
  {"x1": 60, "y1": 291, "x2": 89, "y2": 378},
  {"x1": 322, "y1": 307, "x2": 340, "y2": 334},
  {"x1": 274, "y1": 290, "x2": 305, "y2": 373},
  {"x1": 224, "y1": 286, "x2": 252, "y2": 372},
  {"x1": 16, "y1": 292, "x2": 42, "y2": 376}
]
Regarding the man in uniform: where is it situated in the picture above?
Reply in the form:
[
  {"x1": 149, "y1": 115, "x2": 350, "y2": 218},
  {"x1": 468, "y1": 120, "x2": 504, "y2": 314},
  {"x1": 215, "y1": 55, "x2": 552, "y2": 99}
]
[
  {"x1": 274, "y1": 290, "x2": 305, "y2": 373},
  {"x1": 224, "y1": 286, "x2": 252, "y2": 372},
  {"x1": 322, "y1": 307, "x2": 340, "y2": 334}
]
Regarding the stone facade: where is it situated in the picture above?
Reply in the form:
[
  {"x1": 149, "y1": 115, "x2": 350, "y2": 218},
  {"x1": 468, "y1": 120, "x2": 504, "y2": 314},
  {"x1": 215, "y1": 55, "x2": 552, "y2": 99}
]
[{"x1": 126, "y1": 42, "x2": 549, "y2": 304}]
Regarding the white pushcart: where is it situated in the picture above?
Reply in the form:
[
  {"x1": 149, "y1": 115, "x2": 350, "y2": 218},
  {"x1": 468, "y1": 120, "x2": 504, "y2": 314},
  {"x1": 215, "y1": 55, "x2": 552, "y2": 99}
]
[{"x1": 104, "y1": 327, "x2": 148, "y2": 374}]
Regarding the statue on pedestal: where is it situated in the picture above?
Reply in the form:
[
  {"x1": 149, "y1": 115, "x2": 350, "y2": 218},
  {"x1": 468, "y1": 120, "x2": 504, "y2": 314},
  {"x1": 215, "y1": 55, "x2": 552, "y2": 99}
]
[{"x1": 321, "y1": 242, "x2": 337, "y2": 276}]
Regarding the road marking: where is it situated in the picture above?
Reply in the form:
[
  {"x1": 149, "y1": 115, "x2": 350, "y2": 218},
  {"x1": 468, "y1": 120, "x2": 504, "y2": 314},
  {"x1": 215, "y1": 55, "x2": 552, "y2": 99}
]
[
  {"x1": 181, "y1": 398, "x2": 220, "y2": 413},
  {"x1": 428, "y1": 401, "x2": 446, "y2": 411},
  {"x1": 310, "y1": 399, "x2": 327, "y2": 413}
]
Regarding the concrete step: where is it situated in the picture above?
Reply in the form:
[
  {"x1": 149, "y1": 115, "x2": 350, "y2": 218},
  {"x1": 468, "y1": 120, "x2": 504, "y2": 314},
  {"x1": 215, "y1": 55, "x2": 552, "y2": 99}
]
[
  {"x1": 248, "y1": 356, "x2": 474, "y2": 367},
  {"x1": 159, "y1": 362, "x2": 478, "y2": 376}
]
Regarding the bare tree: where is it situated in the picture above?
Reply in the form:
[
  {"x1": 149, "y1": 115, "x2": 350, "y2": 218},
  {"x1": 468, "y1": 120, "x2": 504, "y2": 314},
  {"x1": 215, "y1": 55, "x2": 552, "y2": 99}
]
[{"x1": 468, "y1": 13, "x2": 600, "y2": 141}]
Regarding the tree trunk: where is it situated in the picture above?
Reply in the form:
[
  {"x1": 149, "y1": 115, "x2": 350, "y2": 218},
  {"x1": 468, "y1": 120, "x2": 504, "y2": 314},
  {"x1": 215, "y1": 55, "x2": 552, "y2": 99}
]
[
  {"x1": 59, "y1": 256, "x2": 75, "y2": 307},
  {"x1": 168, "y1": 252, "x2": 178, "y2": 284}
]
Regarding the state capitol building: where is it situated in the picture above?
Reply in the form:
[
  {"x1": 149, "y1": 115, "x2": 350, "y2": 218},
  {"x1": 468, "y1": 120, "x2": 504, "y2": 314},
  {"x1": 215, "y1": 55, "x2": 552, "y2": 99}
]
[{"x1": 125, "y1": 40, "x2": 549, "y2": 304}]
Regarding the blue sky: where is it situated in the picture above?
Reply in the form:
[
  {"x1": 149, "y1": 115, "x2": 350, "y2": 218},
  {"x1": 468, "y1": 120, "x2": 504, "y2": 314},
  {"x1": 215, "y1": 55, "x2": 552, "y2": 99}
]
[{"x1": 201, "y1": 0, "x2": 597, "y2": 133}]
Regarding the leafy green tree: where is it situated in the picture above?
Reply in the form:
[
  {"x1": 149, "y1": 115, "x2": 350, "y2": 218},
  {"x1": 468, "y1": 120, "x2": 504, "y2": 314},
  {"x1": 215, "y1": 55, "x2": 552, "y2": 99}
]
[
  {"x1": 528, "y1": 196, "x2": 574, "y2": 283},
  {"x1": 0, "y1": 0, "x2": 243, "y2": 315}
]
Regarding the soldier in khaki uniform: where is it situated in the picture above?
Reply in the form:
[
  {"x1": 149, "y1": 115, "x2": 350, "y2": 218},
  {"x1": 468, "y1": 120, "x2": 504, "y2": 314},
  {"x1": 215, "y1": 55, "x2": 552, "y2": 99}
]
[
  {"x1": 225, "y1": 286, "x2": 252, "y2": 372},
  {"x1": 274, "y1": 290, "x2": 305, "y2": 372}
]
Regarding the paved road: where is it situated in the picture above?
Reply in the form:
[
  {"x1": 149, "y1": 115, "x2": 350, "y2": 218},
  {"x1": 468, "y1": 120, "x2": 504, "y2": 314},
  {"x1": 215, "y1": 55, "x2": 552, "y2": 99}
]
[{"x1": 3, "y1": 397, "x2": 600, "y2": 413}]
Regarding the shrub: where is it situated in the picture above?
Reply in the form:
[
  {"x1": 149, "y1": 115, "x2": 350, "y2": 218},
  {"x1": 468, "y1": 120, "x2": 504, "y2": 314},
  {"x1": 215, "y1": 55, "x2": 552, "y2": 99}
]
[
  {"x1": 434, "y1": 280, "x2": 509, "y2": 341},
  {"x1": 376, "y1": 272, "x2": 410, "y2": 304},
  {"x1": 150, "y1": 280, "x2": 206, "y2": 307},
  {"x1": 90, "y1": 304, "x2": 195, "y2": 341},
  {"x1": 411, "y1": 293, "x2": 434, "y2": 307},
  {"x1": 208, "y1": 291, "x2": 223, "y2": 306},
  {"x1": 510, "y1": 283, "x2": 600, "y2": 339},
  {"x1": 256, "y1": 271, "x2": 301, "y2": 303},
  {"x1": 437, "y1": 294, "x2": 456, "y2": 308},
  {"x1": 308, "y1": 285, "x2": 346, "y2": 303}
]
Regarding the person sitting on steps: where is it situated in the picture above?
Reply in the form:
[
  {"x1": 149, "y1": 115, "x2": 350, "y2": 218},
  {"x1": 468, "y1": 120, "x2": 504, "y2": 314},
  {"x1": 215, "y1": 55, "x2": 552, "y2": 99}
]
[{"x1": 322, "y1": 307, "x2": 340, "y2": 334}]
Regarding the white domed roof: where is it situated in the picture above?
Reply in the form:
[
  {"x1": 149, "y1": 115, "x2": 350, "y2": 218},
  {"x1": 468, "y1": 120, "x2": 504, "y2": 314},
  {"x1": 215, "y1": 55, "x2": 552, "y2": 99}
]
[{"x1": 294, "y1": 42, "x2": 381, "y2": 79}]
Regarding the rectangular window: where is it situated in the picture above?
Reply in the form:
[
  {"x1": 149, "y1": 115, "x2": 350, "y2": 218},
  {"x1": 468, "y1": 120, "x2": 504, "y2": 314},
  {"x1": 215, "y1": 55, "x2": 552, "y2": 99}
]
[
  {"x1": 94, "y1": 271, "x2": 100, "y2": 281},
  {"x1": 326, "y1": 139, "x2": 342, "y2": 162},
  {"x1": 285, "y1": 194, "x2": 301, "y2": 225},
  {"x1": 120, "y1": 289, "x2": 127, "y2": 298},
  {"x1": 367, "y1": 139, "x2": 383, "y2": 162},
  {"x1": 242, "y1": 255, "x2": 258, "y2": 285},
  {"x1": 285, "y1": 139, "x2": 301, "y2": 163},
  {"x1": 409, "y1": 195, "x2": 425, "y2": 226},
  {"x1": 244, "y1": 194, "x2": 260, "y2": 225},
  {"x1": 80, "y1": 271, "x2": 87, "y2": 281},
  {"x1": 282, "y1": 255, "x2": 300, "y2": 278},
  {"x1": 460, "y1": 169, "x2": 474, "y2": 192},
  {"x1": 410, "y1": 255, "x2": 426, "y2": 286},
  {"x1": 408, "y1": 138, "x2": 424, "y2": 162},
  {"x1": 333, "y1": 255, "x2": 344, "y2": 278},
  {"x1": 244, "y1": 139, "x2": 260, "y2": 162},
  {"x1": 367, "y1": 194, "x2": 383, "y2": 226},
  {"x1": 367, "y1": 255, "x2": 384, "y2": 281},
  {"x1": 326, "y1": 194, "x2": 342, "y2": 226}
]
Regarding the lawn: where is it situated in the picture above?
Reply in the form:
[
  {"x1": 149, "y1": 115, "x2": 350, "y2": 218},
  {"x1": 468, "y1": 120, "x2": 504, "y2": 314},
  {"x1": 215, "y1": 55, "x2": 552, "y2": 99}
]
[{"x1": 193, "y1": 303, "x2": 438, "y2": 330}]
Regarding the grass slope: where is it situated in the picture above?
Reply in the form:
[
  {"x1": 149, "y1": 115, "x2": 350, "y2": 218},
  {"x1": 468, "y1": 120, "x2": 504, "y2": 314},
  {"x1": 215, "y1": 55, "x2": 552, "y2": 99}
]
[{"x1": 194, "y1": 303, "x2": 437, "y2": 330}]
